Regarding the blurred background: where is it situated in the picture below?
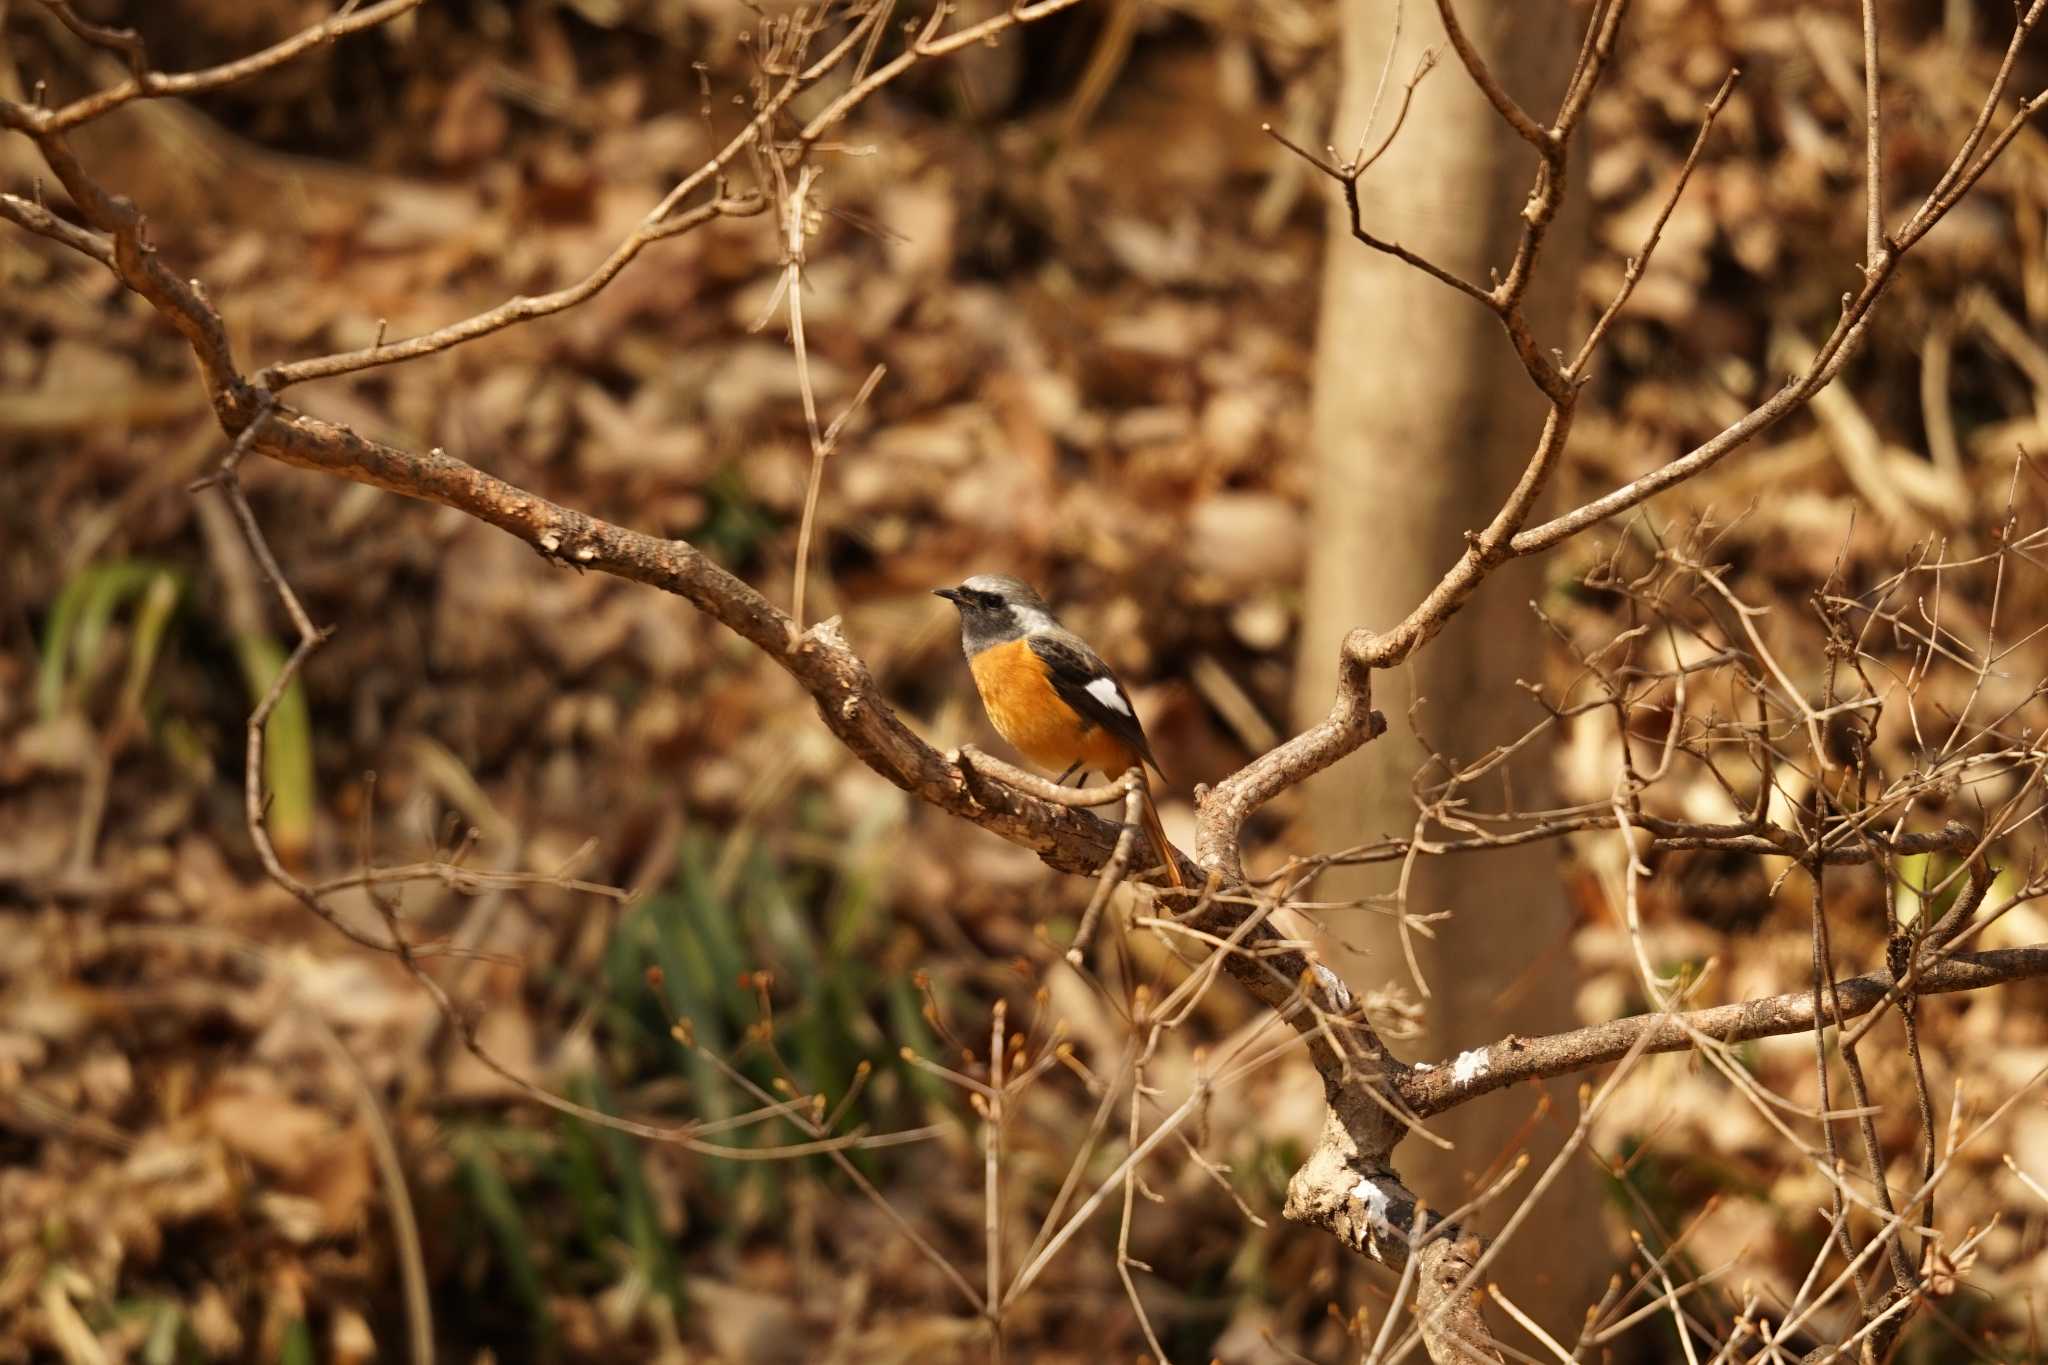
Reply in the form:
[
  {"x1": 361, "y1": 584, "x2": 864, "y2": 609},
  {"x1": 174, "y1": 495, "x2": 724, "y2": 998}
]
[{"x1": 4, "y1": 0, "x2": 2048, "y2": 1360}]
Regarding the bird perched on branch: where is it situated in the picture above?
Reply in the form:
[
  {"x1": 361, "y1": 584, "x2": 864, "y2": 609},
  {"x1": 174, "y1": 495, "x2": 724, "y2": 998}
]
[{"x1": 935, "y1": 575, "x2": 1184, "y2": 888}]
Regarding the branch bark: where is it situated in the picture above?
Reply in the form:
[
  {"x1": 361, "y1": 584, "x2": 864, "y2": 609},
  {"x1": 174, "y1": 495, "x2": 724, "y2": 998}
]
[{"x1": 1398, "y1": 944, "x2": 2048, "y2": 1118}]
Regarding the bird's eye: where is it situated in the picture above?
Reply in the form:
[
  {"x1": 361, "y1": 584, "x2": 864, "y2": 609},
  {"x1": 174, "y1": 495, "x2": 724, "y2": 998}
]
[{"x1": 973, "y1": 591, "x2": 1003, "y2": 609}]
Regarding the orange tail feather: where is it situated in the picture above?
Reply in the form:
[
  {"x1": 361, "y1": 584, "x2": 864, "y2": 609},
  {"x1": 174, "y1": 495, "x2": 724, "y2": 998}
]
[{"x1": 1137, "y1": 782, "x2": 1185, "y2": 888}]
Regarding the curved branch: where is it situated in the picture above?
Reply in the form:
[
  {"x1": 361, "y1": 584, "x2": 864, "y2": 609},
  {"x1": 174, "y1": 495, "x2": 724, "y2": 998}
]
[
  {"x1": 1431, "y1": 0, "x2": 1551, "y2": 152},
  {"x1": 19, "y1": 131, "x2": 242, "y2": 397},
  {"x1": 255, "y1": 193, "x2": 764, "y2": 390},
  {"x1": 0, "y1": 189, "x2": 111, "y2": 264},
  {"x1": 1400, "y1": 944, "x2": 2048, "y2": 1117},
  {"x1": 23, "y1": 0, "x2": 428, "y2": 134}
]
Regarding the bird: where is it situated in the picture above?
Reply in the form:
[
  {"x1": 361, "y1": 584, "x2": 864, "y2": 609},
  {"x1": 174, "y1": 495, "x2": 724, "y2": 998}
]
[{"x1": 934, "y1": 574, "x2": 1184, "y2": 888}]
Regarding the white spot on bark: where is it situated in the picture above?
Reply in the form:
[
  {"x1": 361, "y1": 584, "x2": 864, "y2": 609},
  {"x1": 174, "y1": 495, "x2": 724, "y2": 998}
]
[
  {"x1": 1085, "y1": 676, "x2": 1131, "y2": 716},
  {"x1": 1343, "y1": 1178, "x2": 1392, "y2": 1252},
  {"x1": 1452, "y1": 1047, "x2": 1489, "y2": 1085},
  {"x1": 1311, "y1": 962, "x2": 1351, "y2": 1012},
  {"x1": 574, "y1": 545, "x2": 596, "y2": 561},
  {"x1": 1411, "y1": 1060, "x2": 1433, "y2": 1072}
]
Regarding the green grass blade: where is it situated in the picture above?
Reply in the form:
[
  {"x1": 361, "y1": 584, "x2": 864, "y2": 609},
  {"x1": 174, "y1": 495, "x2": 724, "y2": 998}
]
[{"x1": 233, "y1": 633, "x2": 315, "y2": 862}]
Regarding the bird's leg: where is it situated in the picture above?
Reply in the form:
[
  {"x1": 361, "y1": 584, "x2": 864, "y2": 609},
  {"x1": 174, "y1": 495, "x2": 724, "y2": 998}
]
[{"x1": 1056, "y1": 761, "x2": 1085, "y2": 786}]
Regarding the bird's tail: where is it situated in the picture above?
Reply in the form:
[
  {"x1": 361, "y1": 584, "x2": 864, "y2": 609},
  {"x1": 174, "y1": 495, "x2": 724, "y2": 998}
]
[{"x1": 1136, "y1": 780, "x2": 1185, "y2": 888}]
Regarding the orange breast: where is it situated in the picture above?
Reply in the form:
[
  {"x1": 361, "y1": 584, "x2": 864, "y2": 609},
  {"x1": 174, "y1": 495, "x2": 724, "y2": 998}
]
[{"x1": 969, "y1": 638, "x2": 1136, "y2": 777}]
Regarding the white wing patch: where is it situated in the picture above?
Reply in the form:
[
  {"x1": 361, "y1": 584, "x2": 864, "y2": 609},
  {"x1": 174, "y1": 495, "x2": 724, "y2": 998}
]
[{"x1": 1085, "y1": 676, "x2": 1132, "y2": 716}]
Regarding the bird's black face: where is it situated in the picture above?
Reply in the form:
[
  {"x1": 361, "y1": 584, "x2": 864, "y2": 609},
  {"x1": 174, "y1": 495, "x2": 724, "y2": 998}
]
[
  {"x1": 935, "y1": 575, "x2": 1045, "y2": 655},
  {"x1": 934, "y1": 583, "x2": 1008, "y2": 613}
]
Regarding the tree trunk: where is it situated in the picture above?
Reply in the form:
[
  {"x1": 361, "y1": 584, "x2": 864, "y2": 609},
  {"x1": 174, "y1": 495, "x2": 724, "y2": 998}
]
[{"x1": 1296, "y1": 0, "x2": 1609, "y2": 1341}]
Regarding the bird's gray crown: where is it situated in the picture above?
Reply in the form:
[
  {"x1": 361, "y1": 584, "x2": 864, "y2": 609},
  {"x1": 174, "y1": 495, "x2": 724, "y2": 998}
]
[
  {"x1": 959, "y1": 574, "x2": 1048, "y2": 610},
  {"x1": 935, "y1": 574, "x2": 1058, "y2": 655}
]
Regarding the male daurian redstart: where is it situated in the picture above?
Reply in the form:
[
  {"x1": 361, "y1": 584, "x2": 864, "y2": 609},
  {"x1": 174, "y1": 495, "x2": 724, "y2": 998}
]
[{"x1": 935, "y1": 575, "x2": 1184, "y2": 888}]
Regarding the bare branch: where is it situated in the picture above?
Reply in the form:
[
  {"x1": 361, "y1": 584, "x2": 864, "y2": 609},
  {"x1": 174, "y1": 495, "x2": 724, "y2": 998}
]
[
  {"x1": 1570, "y1": 69, "x2": 1739, "y2": 377},
  {"x1": 1431, "y1": 0, "x2": 1551, "y2": 152},
  {"x1": 1398, "y1": 944, "x2": 2048, "y2": 1117},
  {"x1": 1861, "y1": 0, "x2": 1884, "y2": 267},
  {"x1": 0, "y1": 188, "x2": 111, "y2": 265},
  {"x1": 18, "y1": 0, "x2": 428, "y2": 134},
  {"x1": 255, "y1": 193, "x2": 763, "y2": 390},
  {"x1": 1908, "y1": 0, "x2": 2047, "y2": 233},
  {"x1": 35, "y1": 0, "x2": 149, "y2": 82}
]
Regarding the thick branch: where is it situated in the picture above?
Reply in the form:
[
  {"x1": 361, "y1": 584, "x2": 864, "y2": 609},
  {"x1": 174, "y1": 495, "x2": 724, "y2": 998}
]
[
  {"x1": 1283, "y1": 1112, "x2": 1504, "y2": 1364},
  {"x1": 1399, "y1": 944, "x2": 2048, "y2": 1116},
  {"x1": 236, "y1": 399, "x2": 1388, "y2": 1012},
  {"x1": 4, "y1": 0, "x2": 1401, "y2": 1184}
]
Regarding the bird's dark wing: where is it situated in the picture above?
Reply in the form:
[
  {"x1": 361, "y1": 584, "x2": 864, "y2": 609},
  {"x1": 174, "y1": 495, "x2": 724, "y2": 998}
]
[{"x1": 1028, "y1": 632, "x2": 1166, "y2": 781}]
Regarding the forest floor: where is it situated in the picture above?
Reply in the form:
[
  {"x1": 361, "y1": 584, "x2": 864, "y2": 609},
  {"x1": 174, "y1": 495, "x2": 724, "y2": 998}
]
[{"x1": 4, "y1": 1, "x2": 2048, "y2": 1361}]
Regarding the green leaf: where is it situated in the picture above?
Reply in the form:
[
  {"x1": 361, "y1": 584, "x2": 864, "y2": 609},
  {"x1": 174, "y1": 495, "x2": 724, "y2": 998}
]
[
  {"x1": 36, "y1": 561, "x2": 175, "y2": 719},
  {"x1": 278, "y1": 1318, "x2": 315, "y2": 1365},
  {"x1": 457, "y1": 1143, "x2": 556, "y2": 1343}
]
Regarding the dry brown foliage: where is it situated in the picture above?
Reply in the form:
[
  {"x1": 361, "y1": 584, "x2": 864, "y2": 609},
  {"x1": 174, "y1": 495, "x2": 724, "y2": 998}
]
[{"x1": 4, "y1": 0, "x2": 2048, "y2": 1361}]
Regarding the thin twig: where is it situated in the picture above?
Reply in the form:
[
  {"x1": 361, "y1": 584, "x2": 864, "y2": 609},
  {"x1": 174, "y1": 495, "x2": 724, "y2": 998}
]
[
  {"x1": 1570, "y1": 69, "x2": 1740, "y2": 376},
  {"x1": 18, "y1": 0, "x2": 425, "y2": 133},
  {"x1": 984, "y1": 1000, "x2": 1007, "y2": 1355},
  {"x1": 1860, "y1": 0, "x2": 1885, "y2": 267}
]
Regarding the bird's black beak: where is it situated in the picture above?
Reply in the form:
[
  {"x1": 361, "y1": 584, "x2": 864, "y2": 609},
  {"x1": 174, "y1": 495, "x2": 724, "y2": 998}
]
[{"x1": 933, "y1": 586, "x2": 966, "y2": 604}]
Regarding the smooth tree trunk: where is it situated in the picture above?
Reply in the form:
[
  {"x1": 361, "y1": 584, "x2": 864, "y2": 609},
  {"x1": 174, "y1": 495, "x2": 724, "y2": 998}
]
[{"x1": 1295, "y1": 0, "x2": 1609, "y2": 1341}]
